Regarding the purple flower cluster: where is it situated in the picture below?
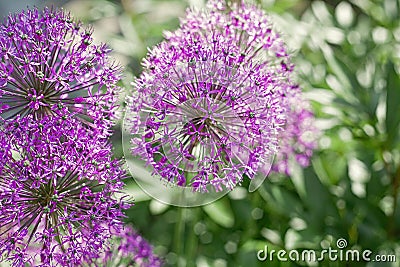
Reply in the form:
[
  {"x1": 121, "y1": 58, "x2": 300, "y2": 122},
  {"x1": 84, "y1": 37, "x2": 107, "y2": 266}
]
[
  {"x1": 0, "y1": 7, "x2": 137, "y2": 267},
  {"x1": 0, "y1": 116, "x2": 130, "y2": 266},
  {"x1": 0, "y1": 7, "x2": 120, "y2": 137},
  {"x1": 127, "y1": 0, "x2": 315, "y2": 191},
  {"x1": 101, "y1": 225, "x2": 162, "y2": 267},
  {"x1": 272, "y1": 94, "x2": 318, "y2": 175},
  {"x1": 204, "y1": 0, "x2": 318, "y2": 176}
]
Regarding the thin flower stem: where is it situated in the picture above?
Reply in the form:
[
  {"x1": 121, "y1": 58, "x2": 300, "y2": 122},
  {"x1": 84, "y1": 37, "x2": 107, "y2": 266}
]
[
  {"x1": 185, "y1": 207, "x2": 199, "y2": 267},
  {"x1": 388, "y1": 164, "x2": 400, "y2": 238},
  {"x1": 174, "y1": 207, "x2": 186, "y2": 267}
]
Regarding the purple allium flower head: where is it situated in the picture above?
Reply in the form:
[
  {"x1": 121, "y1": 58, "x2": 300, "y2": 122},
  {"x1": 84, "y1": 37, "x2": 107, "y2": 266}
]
[
  {"x1": 126, "y1": 0, "x2": 296, "y2": 192},
  {"x1": 0, "y1": 7, "x2": 120, "y2": 137},
  {"x1": 0, "y1": 116, "x2": 130, "y2": 266},
  {"x1": 272, "y1": 93, "x2": 318, "y2": 175},
  {"x1": 183, "y1": 0, "x2": 319, "y2": 176},
  {"x1": 101, "y1": 225, "x2": 162, "y2": 267}
]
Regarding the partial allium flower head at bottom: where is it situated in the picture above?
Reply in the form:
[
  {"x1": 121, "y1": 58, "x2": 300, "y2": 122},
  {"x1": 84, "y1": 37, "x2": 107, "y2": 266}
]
[
  {"x1": 0, "y1": 7, "x2": 121, "y2": 137},
  {"x1": 127, "y1": 0, "x2": 296, "y2": 192},
  {"x1": 0, "y1": 116, "x2": 131, "y2": 266},
  {"x1": 100, "y1": 225, "x2": 162, "y2": 267}
]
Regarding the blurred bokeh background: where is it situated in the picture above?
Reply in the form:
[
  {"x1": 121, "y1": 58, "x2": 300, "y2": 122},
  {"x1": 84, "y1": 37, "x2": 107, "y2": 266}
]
[{"x1": 2, "y1": 0, "x2": 399, "y2": 266}]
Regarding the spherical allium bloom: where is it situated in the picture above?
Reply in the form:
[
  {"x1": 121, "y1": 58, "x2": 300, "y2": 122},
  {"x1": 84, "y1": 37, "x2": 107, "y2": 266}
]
[
  {"x1": 98, "y1": 225, "x2": 162, "y2": 267},
  {"x1": 0, "y1": 116, "x2": 131, "y2": 266},
  {"x1": 126, "y1": 0, "x2": 296, "y2": 192},
  {"x1": 178, "y1": 0, "x2": 318, "y2": 175},
  {"x1": 0, "y1": 7, "x2": 120, "y2": 136}
]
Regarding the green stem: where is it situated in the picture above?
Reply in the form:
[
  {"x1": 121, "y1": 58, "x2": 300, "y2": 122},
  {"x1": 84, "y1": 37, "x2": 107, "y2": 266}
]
[
  {"x1": 174, "y1": 207, "x2": 186, "y2": 267},
  {"x1": 388, "y1": 165, "x2": 400, "y2": 238},
  {"x1": 185, "y1": 207, "x2": 200, "y2": 267}
]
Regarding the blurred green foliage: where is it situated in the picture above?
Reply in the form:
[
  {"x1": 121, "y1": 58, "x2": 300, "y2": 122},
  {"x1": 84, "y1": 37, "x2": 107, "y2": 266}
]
[{"x1": 64, "y1": 0, "x2": 400, "y2": 266}]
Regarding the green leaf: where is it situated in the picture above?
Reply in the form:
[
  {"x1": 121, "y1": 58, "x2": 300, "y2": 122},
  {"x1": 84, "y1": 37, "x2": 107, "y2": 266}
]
[
  {"x1": 203, "y1": 198, "x2": 234, "y2": 228},
  {"x1": 311, "y1": 1, "x2": 333, "y2": 25},
  {"x1": 320, "y1": 43, "x2": 360, "y2": 105},
  {"x1": 258, "y1": 182, "x2": 302, "y2": 217},
  {"x1": 313, "y1": 152, "x2": 347, "y2": 186},
  {"x1": 123, "y1": 182, "x2": 152, "y2": 202},
  {"x1": 263, "y1": 0, "x2": 301, "y2": 14},
  {"x1": 288, "y1": 157, "x2": 306, "y2": 199},
  {"x1": 385, "y1": 62, "x2": 400, "y2": 146}
]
